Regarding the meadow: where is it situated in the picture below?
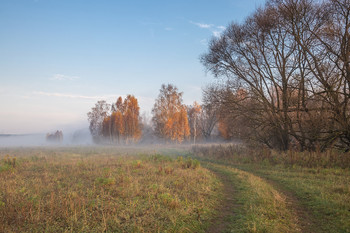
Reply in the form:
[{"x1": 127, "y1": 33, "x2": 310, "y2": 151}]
[
  {"x1": 0, "y1": 146, "x2": 219, "y2": 232},
  {"x1": 1, "y1": 145, "x2": 350, "y2": 232}
]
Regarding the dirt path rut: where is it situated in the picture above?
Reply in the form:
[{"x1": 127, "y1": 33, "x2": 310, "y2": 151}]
[
  {"x1": 205, "y1": 165, "x2": 239, "y2": 233},
  {"x1": 204, "y1": 162, "x2": 319, "y2": 233}
]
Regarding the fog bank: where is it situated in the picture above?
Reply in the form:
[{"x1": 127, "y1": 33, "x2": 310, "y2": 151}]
[{"x1": 0, "y1": 128, "x2": 92, "y2": 147}]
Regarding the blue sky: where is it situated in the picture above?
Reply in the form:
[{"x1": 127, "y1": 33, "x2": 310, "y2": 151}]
[{"x1": 0, "y1": 0, "x2": 265, "y2": 134}]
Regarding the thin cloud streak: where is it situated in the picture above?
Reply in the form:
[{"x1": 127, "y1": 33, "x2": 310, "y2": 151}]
[
  {"x1": 190, "y1": 21, "x2": 213, "y2": 29},
  {"x1": 33, "y1": 91, "x2": 118, "y2": 100},
  {"x1": 217, "y1": 25, "x2": 226, "y2": 30},
  {"x1": 50, "y1": 74, "x2": 80, "y2": 81}
]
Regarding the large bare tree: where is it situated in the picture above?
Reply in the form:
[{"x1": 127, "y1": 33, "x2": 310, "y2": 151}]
[{"x1": 201, "y1": 0, "x2": 350, "y2": 151}]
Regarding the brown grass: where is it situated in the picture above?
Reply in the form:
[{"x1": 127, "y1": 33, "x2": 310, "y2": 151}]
[
  {"x1": 192, "y1": 144, "x2": 350, "y2": 168},
  {"x1": 0, "y1": 147, "x2": 220, "y2": 232}
]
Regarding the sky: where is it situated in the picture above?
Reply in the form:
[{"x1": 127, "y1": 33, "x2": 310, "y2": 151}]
[{"x1": 0, "y1": 0, "x2": 265, "y2": 134}]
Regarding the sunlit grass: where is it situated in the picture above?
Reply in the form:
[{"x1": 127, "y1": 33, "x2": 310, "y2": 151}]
[{"x1": 0, "y1": 147, "x2": 220, "y2": 232}]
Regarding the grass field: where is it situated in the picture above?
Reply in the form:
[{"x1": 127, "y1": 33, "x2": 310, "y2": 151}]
[
  {"x1": 1, "y1": 145, "x2": 350, "y2": 232},
  {"x1": 0, "y1": 146, "x2": 220, "y2": 232}
]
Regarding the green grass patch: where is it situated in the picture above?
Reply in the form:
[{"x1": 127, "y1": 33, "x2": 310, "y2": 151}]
[
  {"x1": 237, "y1": 165, "x2": 350, "y2": 232},
  {"x1": 206, "y1": 163, "x2": 299, "y2": 233}
]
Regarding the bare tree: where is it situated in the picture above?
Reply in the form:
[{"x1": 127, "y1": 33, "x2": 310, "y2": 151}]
[
  {"x1": 202, "y1": 2, "x2": 300, "y2": 150},
  {"x1": 199, "y1": 84, "x2": 221, "y2": 140},
  {"x1": 280, "y1": 0, "x2": 350, "y2": 149},
  {"x1": 87, "y1": 100, "x2": 110, "y2": 143},
  {"x1": 201, "y1": 0, "x2": 350, "y2": 151}
]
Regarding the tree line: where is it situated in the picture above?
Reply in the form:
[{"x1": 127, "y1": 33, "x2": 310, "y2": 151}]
[
  {"x1": 201, "y1": 0, "x2": 350, "y2": 151},
  {"x1": 88, "y1": 0, "x2": 350, "y2": 151},
  {"x1": 87, "y1": 84, "x2": 219, "y2": 144}
]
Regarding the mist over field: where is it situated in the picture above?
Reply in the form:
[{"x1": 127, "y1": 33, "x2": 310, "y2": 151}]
[
  {"x1": 0, "y1": 134, "x2": 46, "y2": 147},
  {"x1": 0, "y1": 128, "x2": 92, "y2": 147}
]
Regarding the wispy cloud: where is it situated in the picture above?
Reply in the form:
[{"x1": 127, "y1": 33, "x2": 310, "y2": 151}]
[
  {"x1": 50, "y1": 74, "x2": 80, "y2": 81},
  {"x1": 217, "y1": 25, "x2": 226, "y2": 30},
  {"x1": 212, "y1": 31, "x2": 222, "y2": 37},
  {"x1": 190, "y1": 21, "x2": 213, "y2": 29},
  {"x1": 190, "y1": 21, "x2": 226, "y2": 38},
  {"x1": 33, "y1": 91, "x2": 118, "y2": 100},
  {"x1": 165, "y1": 27, "x2": 173, "y2": 31},
  {"x1": 213, "y1": 25, "x2": 226, "y2": 37}
]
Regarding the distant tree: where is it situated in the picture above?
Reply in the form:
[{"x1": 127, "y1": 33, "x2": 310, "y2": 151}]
[
  {"x1": 138, "y1": 112, "x2": 156, "y2": 143},
  {"x1": 152, "y1": 84, "x2": 190, "y2": 143},
  {"x1": 102, "y1": 116, "x2": 112, "y2": 140},
  {"x1": 98, "y1": 95, "x2": 142, "y2": 144},
  {"x1": 87, "y1": 96, "x2": 142, "y2": 144},
  {"x1": 199, "y1": 84, "x2": 221, "y2": 140},
  {"x1": 46, "y1": 130, "x2": 63, "y2": 143},
  {"x1": 188, "y1": 101, "x2": 202, "y2": 144},
  {"x1": 87, "y1": 100, "x2": 110, "y2": 143},
  {"x1": 110, "y1": 96, "x2": 124, "y2": 143},
  {"x1": 122, "y1": 95, "x2": 142, "y2": 143},
  {"x1": 178, "y1": 106, "x2": 191, "y2": 143},
  {"x1": 111, "y1": 111, "x2": 124, "y2": 143}
]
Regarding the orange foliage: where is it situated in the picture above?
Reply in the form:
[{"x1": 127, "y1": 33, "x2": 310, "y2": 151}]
[
  {"x1": 102, "y1": 116, "x2": 111, "y2": 139},
  {"x1": 152, "y1": 84, "x2": 190, "y2": 143},
  {"x1": 111, "y1": 111, "x2": 124, "y2": 143},
  {"x1": 102, "y1": 95, "x2": 141, "y2": 144},
  {"x1": 177, "y1": 106, "x2": 190, "y2": 142},
  {"x1": 218, "y1": 117, "x2": 234, "y2": 140},
  {"x1": 123, "y1": 95, "x2": 141, "y2": 142}
]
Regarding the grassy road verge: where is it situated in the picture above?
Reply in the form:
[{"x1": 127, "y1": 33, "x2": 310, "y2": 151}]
[
  {"x1": 204, "y1": 162, "x2": 300, "y2": 233},
  {"x1": 194, "y1": 148, "x2": 350, "y2": 233},
  {"x1": 237, "y1": 165, "x2": 350, "y2": 232}
]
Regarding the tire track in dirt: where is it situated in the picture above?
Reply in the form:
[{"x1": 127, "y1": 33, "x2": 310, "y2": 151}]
[
  {"x1": 205, "y1": 164, "x2": 240, "y2": 233},
  {"x1": 250, "y1": 171, "x2": 320, "y2": 233},
  {"x1": 204, "y1": 162, "x2": 320, "y2": 233}
]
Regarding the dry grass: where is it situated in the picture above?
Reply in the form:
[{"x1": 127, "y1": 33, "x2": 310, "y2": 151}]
[
  {"x1": 0, "y1": 147, "x2": 220, "y2": 232},
  {"x1": 193, "y1": 144, "x2": 350, "y2": 168}
]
